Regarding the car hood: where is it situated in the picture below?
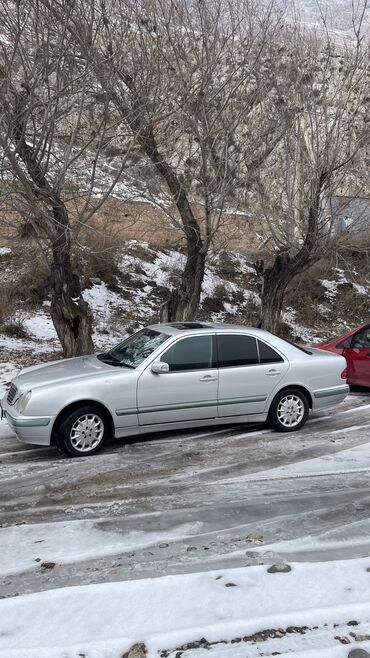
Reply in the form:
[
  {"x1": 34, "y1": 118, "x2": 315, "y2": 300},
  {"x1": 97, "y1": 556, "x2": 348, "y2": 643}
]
[{"x1": 14, "y1": 355, "x2": 132, "y2": 391}]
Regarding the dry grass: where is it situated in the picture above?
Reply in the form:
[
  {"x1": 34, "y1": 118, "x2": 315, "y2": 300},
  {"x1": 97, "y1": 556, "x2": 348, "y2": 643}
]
[
  {"x1": 0, "y1": 195, "x2": 266, "y2": 255},
  {"x1": 0, "y1": 288, "x2": 16, "y2": 324}
]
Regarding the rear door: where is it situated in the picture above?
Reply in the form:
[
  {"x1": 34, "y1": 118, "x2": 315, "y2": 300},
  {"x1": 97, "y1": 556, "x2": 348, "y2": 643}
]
[
  {"x1": 137, "y1": 333, "x2": 218, "y2": 425},
  {"x1": 217, "y1": 333, "x2": 289, "y2": 418}
]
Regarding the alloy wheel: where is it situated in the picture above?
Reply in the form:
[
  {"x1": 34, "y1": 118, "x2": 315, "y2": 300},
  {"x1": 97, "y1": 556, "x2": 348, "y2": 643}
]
[
  {"x1": 277, "y1": 394, "x2": 304, "y2": 428},
  {"x1": 70, "y1": 413, "x2": 105, "y2": 452}
]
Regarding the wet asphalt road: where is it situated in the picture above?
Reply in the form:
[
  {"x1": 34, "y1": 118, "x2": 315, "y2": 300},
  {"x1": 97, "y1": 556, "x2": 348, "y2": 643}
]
[{"x1": 1, "y1": 390, "x2": 370, "y2": 597}]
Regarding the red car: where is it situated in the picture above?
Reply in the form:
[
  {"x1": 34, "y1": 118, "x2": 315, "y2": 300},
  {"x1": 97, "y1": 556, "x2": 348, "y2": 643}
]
[{"x1": 314, "y1": 323, "x2": 370, "y2": 387}]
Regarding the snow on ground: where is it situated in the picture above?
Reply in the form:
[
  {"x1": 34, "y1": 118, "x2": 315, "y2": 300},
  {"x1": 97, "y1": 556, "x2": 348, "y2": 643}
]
[
  {"x1": 320, "y1": 268, "x2": 370, "y2": 304},
  {"x1": 0, "y1": 362, "x2": 18, "y2": 398},
  {"x1": 321, "y1": 279, "x2": 343, "y2": 301},
  {"x1": 0, "y1": 518, "x2": 203, "y2": 577},
  {"x1": 253, "y1": 517, "x2": 370, "y2": 562},
  {"x1": 22, "y1": 312, "x2": 58, "y2": 340},
  {"x1": 1, "y1": 393, "x2": 370, "y2": 656},
  {"x1": 245, "y1": 435, "x2": 370, "y2": 482},
  {"x1": 282, "y1": 308, "x2": 316, "y2": 342},
  {"x1": 1, "y1": 240, "x2": 363, "y2": 353},
  {"x1": 0, "y1": 559, "x2": 370, "y2": 657},
  {"x1": 0, "y1": 247, "x2": 11, "y2": 256},
  {"x1": 0, "y1": 332, "x2": 58, "y2": 354}
]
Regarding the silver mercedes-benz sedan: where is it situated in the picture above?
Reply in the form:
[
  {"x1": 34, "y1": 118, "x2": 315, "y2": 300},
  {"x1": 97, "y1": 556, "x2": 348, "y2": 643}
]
[{"x1": 1, "y1": 322, "x2": 349, "y2": 457}]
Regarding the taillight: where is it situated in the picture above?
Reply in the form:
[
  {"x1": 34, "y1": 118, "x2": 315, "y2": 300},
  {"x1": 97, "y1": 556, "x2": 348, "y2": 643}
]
[{"x1": 341, "y1": 368, "x2": 348, "y2": 380}]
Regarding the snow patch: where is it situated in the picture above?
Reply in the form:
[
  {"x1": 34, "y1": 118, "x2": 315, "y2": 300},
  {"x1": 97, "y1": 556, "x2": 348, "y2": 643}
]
[
  {"x1": 23, "y1": 313, "x2": 57, "y2": 341},
  {"x1": 0, "y1": 518, "x2": 203, "y2": 577},
  {"x1": 0, "y1": 559, "x2": 369, "y2": 657},
  {"x1": 0, "y1": 362, "x2": 19, "y2": 399}
]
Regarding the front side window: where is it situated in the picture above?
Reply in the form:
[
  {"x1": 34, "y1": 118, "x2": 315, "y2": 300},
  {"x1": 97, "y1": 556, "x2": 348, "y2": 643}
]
[
  {"x1": 100, "y1": 329, "x2": 169, "y2": 368},
  {"x1": 218, "y1": 335, "x2": 258, "y2": 368},
  {"x1": 352, "y1": 326, "x2": 370, "y2": 349},
  {"x1": 161, "y1": 335, "x2": 213, "y2": 372},
  {"x1": 336, "y1": 336, "x2": 352, "y2": 349}
]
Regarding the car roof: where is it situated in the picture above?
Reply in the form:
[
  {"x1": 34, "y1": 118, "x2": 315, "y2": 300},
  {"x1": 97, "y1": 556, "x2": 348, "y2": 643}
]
[
  {"x1": 146, "y1": 322, "x2": 312, "y2": 359},
  {"x1": 148, "y1": 322, "x2": 280, "y2": 339}
]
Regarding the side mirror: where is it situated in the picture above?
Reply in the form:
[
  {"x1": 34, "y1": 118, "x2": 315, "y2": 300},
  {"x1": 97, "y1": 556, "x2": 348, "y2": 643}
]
[{"x1": 151, "y1": 361, "x2": 169, "y2": 375}]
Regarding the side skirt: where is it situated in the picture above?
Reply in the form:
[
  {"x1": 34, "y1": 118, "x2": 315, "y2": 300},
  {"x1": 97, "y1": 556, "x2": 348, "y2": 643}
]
[{"x1": 114, "y1": 413, "x2": 268, "y2": 439}]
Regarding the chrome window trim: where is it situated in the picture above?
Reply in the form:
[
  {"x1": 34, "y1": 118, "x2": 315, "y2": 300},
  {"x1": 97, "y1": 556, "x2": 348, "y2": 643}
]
[
  {"x1": 216, "y1": 332, "x2": 288, "y2": 369},
  {"x1": 146, "y1": 332, "x2": 216, "y2": 373}
]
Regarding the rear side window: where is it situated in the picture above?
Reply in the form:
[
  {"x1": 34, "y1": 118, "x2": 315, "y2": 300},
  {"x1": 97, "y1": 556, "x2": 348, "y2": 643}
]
[
  {"x1": 258, "y1": 340, "x2": 284, "y2": 364},
  {"x1": 218, "y1": 335, "x2": 258, "y2": 367}
]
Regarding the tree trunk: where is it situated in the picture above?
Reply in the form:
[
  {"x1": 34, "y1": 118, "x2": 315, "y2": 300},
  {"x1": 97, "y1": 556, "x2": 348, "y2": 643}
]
[
  {"x1": 260, "y1": 271, "x2": 289, "y2": 334},
  {"x1": 259, "y1": 253, "x2": 291, "y2": 334},
  {"x1": 50, "y1": 235, "x2": 94, "y2": 358},
  {"x1": 10, "y1": 100, "x2": 94, "y2": 358},
  {"x1": 135, "y1": 128, "x2": 206, "y2": 323},
  {"x1": 160, "y1": 250, "x2": 206, "y2": 322}
]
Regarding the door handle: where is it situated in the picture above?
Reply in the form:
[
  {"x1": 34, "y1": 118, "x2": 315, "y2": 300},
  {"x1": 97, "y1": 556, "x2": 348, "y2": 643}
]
[
  {"x1": 200, "y1": 375, "x2": 217, "y2": 382},
  {"x1": 266, "y1": 369, "x2": 281, "y2": 376}
]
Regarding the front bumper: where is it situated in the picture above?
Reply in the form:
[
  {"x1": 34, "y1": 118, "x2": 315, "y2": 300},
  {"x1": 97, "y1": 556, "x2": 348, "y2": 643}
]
[{"x1": 0, "y1": 399, "x2": 53, "y2": 446}]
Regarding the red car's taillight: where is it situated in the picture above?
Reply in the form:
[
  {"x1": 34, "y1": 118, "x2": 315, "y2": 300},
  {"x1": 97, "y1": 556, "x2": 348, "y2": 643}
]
[{"x1": 341, "y1": 368, "x2": 348, "y2": 380}]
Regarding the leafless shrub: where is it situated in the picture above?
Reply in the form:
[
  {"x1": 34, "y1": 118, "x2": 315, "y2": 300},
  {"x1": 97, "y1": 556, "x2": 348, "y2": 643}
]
[
  {"x1": 1, "y1": 315, "x2": 28, "y2": 339},
  {"x1": 215, "y1": 253, "x2": 238, "y2": 281},
  {"x1": 15, "y1": 259, "x2": 51, "y2": 306},
  {"x1": 78, "y1": 231, "x2": 122, "y2": 289},
  {"x1": 202, "y1": 284, "x2": 229, "y2": 314}
]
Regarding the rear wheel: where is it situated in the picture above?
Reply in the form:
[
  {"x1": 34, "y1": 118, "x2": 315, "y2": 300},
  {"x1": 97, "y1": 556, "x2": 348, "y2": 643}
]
[
  {"x1": 56, "y1": 405, "x2": 109, "y2": 457},
  {"x1": 269, "y1": 388, "x2": 309, "y2": 432}
]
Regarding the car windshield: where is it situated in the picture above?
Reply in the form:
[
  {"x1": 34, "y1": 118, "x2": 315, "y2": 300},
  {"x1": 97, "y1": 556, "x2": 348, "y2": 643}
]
[{"x1": 98, "y1": 328, "x2": 169, "y2": 368}]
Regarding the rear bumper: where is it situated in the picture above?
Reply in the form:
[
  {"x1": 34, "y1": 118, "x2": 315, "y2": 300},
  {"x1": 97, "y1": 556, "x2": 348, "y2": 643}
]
[
  {"x1": 0, "y1": 399, "x2": 53, "y2": 446},
  {"x1": 312, "y1": 384, "x2": 350, "y2": 409}
]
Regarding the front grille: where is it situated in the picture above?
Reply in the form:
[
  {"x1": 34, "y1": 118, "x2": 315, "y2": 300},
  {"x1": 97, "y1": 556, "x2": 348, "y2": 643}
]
[{"x1": 7, "y1": 384, "x2": 17, "y2": 405}]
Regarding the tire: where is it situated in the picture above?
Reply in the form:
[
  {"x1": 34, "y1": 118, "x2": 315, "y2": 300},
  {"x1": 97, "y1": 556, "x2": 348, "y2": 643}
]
[
  {"x1": 269, "y1": 388, "x2": 309, "y2": 433},
  {"x1": 56, "y1": 405, "x2": 110, "y2": 457}
]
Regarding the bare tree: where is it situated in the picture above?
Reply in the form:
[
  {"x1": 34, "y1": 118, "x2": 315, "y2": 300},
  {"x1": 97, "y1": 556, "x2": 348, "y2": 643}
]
[
  {"x1": 40, "y1": 0, "x2": 286, "y2": 321},
  {"x1": 252, "y1": 18, "x2": 370, "y2": 333},
  {"x1": 0, "y1": 1, "x2": 134, "y2": 356}
]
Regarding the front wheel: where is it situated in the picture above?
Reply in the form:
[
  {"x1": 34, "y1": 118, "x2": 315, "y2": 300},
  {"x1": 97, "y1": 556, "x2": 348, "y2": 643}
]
[
  {"x1": 269, "y1": 388, "x2": 309, "y2": 432},
  {"x1": 57, "y1": 405, "x2": 109, "y2": 457}
]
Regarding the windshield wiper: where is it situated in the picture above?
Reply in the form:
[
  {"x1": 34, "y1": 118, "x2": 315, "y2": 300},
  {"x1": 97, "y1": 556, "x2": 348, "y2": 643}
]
[
  {"x1": 97, "y1": 352, "x2": 122, "y2": 366},
  {"x1": 119, "y1": 361, "x2": 135, "y2": 369},
  {"x1": 97, "y1": 353, "x2": 135, "y2": 368}
]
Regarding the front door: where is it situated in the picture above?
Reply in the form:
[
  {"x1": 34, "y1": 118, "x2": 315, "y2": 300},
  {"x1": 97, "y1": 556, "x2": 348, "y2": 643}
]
[
  {"x1": 344, "y1": 325, "x2": 370, "y2": 386},
  {"x1": 137, "y1": 334, "x2": 218, "y2": 425},
  {"x1": 217, "y1": 334, "x2": 288, "y2": 417}
]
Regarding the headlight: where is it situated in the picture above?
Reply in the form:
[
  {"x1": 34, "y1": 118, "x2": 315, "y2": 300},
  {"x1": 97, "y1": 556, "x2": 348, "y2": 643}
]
[{"x1": 15, "y1": 391, "x2": 32, "y2": 414}]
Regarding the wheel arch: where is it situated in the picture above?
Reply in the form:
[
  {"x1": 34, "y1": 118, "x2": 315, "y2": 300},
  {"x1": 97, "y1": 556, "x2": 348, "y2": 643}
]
[
  {"x1": 270, "y1": 384, "x2": 313, "y2": 410},
  {"x1": 51, "y1": 399, "x2": 115, "y2": 444}
]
